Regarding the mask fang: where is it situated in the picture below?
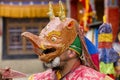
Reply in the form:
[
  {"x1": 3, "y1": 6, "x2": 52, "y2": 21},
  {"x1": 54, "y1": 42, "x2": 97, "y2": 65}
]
[
  {"x1": 48, "y1": 1, "x2": 55, "y2": 20},
  {"x1": 59, "y1": 0, "x2": 66, "y2": 21}
]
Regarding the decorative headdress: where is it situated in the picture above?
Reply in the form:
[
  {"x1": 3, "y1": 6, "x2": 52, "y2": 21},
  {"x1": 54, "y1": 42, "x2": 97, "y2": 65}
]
[
  {"x1": 69, "y1": 36, "x2": 82, "y2": 55},
  {"x1": 21, "y1": 1, "x2": 77, "y2": 63},
  {"x1": 21, "y1": 0, "x2": 98, "y2": 70}
]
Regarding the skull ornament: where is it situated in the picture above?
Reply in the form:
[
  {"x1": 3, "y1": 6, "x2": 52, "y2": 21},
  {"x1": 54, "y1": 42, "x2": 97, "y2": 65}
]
[{"x1": 21, "y1": 1, "x2": 77, "y2": 63}]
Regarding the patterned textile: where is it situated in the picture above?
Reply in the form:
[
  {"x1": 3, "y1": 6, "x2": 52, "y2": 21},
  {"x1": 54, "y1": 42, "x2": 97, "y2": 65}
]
[
  {"x1": 98, "y1": 23, "x2": 112, "y2": 34},
  {"x1": 100, "y1": 62, "x2": 115, "y2": 74},
  {"x1": 85, "y1": 37, "x2": 99, "y2": 69},
  {"x1": 29, "y1": 65, "x2": 106, "y2": 80},
  {"x1": 99, "y1": 48, "x2": 119, "y2": 63},
  {"x1": 98, "y1": 23, "x2": 119, "y2": 74}
]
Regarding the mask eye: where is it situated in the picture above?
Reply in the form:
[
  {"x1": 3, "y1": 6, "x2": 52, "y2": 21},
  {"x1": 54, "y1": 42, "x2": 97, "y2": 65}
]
[{"x1": 51, "y1": 37, "x2": 57, "y2": 42}]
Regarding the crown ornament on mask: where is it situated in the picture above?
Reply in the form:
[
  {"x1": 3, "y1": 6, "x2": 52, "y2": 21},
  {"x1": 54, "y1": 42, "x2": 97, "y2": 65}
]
[{"x1": 48, "y1": 0, "x2": 66, "y2": 21}]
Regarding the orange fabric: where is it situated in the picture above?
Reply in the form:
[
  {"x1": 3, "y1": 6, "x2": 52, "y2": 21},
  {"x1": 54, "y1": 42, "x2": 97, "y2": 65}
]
[{"x1": 0, "y1": 4, "x2": 66, "y2": 18}]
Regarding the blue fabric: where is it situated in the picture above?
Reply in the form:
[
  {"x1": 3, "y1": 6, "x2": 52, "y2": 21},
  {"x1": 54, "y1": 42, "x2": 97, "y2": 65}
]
[
  {"x1": 84, "y1": 37, "x2": 98, "y2": 54},
  {"x1": 99, "y1": 48, "x2": 119, "y2": 63},
  {"x1": 98, "y1": 23, "x2": 112, "y2": 34},
  {"x1": 94, "y1": 28, "x2": 98, "y2": 48}
]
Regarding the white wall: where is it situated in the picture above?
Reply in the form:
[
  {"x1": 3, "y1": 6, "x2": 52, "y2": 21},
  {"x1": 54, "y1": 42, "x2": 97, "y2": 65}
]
[{"x1": 0, "y1": 18, "x2": 45, "y2": 74}]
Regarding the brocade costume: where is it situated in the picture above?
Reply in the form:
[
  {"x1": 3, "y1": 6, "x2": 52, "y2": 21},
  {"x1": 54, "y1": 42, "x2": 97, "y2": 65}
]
[{"x1": 29, "y1": 65, "x2": 105, "y2": 80}]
